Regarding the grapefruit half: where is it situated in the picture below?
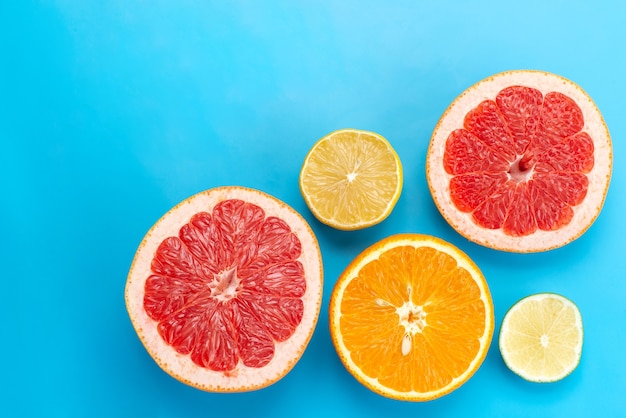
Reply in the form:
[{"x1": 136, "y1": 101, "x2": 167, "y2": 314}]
[
  {"x1": 125, "y1": 186, "x2": 323, "y2": 392},
  {"x1": 426, "y1": 70, "x2": 612, "y2": 252}
]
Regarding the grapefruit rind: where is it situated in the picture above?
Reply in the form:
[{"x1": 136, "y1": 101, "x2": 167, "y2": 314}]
[
  {"x1": 426, "y1": 70, "x2": 612, "y2": 252},
  {"x1": 329, "y1": 234, "x2": 494, "y2": 401},
  {"x1": 125, "y1": 186, "x2": 323, "y2": 392},
  {"x1": 299, "y1": 128, "x2": 403, "y2": 231},
  {"x1": 498, "y1": 293, "x2": 583, "y2": 383}
]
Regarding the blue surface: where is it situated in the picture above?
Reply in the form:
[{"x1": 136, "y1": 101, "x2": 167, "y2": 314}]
[{"x1": 2, "y1": 1, "x2": 625, "y2": 416}]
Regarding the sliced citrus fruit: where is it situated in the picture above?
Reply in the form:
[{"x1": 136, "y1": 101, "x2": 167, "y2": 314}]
[
  {"x1": 329, "y1": 234, "x2": 494, "y2": 401},
  {"x1": 426, "y1": 70, "x2": 613, "y2": 252},
  {"x1": 299, "y1": 128, "x2": 403, "y2": 230},
  {"x1": 499, "y1": 293, "x2": 583, "y2": 383},
  {"x1": 125, "y1": 186, "x2": 323, "y2": 392}
]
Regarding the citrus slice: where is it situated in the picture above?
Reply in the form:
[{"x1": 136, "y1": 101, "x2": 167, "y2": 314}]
[
  {"x1": 499, "y1": 293, "x2": 583, "y2": 383},
  {"x1": 426, "y1": 70, "x2": 613, "y2": 252},
  {"x1": 329, "y1": 234, "x2": 494, "y2": 401},
  {"x1": 299, "y1": 129, "x2": 403, "y2": 230},
  {"x1": 125, "y1": 186, "x2": 323, "y2": 392}
]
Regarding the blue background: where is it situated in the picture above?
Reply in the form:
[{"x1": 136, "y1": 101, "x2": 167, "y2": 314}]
[{"x1": 2, "y1": 1, "x2": 624, "y2": 417}]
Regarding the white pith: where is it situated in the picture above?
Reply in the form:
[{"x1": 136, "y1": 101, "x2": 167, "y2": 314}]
[
  {"x1": 125, "y1": 186, "x2": 323, "y2": 392},
  {"x1": 426, "y1": 70, "x2": 613, "y2": 252}
]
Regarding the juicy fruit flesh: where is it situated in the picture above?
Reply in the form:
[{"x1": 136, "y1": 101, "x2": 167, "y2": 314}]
[
  {"x1": 143, "y1": 199, "x2": 306, "y2": 372},
  {"x1": 500, "y1": 295, "x2": 583, "y2": 381},
  {"x1": 339, "y1": 244, "x2": 487, "y2": 394},
  {"x1": 444, "y1": 86, "x2": 594, "y2": 237},
  {"x1": 301, "y1": 130, "x2": 400, "y2": 228}
]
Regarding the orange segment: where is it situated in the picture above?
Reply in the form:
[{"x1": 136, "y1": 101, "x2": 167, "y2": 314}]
[{"x1": 330, "y1": 234, "x2": 494, "y2": 401}]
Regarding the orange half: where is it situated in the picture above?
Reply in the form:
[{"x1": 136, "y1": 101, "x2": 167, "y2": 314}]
[{"x1": 329, "y1": 234, "x2": 494, "y2": 401}]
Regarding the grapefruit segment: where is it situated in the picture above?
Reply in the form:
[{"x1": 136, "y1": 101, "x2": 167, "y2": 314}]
[
  {"x1": 444, "y1": 129, "x2": 510, "y2": 174},
  {"x1": 449, "y1": 173, "x2": 508, "y2": 213},
  {"x1": 471, "y1": 180, "x2": 516, "y2": 230},
  {"x1": 125, "y1": 186, "x2": 323, "y2": 392},
  {"x1": 528, "y1": 179, "x2": 575, "y2": 232},
  {"x1": 427, "y1": 70, "x2": 612, "y2": 252},
  {"x1": 495, "y1": 86, "x2": 542, "y2": 154},
  {"x1": 534, "y1": 131, "x2": 594, "y2": 173},
  {"x1": 502, "y1": 185, "x2": 537, "y2": 237},
  {"x1": 464, "y1": 99, "x2": 516, "y2": 161},
  {"x1": 541, "y1": 92, "x2": 584, "y2": 141}
]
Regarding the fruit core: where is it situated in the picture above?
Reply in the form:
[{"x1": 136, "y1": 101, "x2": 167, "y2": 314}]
[
  {"x1": 210, "y1": 267, "x2": 241, "y2": 301},
  {"x1": 508, "y1": 156, "x2": 534, "y2": 183},
  {"x1": 376, "y1": 285, "x2": 429, "y2": 356}
]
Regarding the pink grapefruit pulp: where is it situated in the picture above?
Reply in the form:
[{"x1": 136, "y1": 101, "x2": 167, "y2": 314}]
[
  {"x1": 427, "y1": 70, "x2": 612, "y2": 252},
  {"x1": 125, "y1": 186, "x2": 323, "y2": 392}
]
